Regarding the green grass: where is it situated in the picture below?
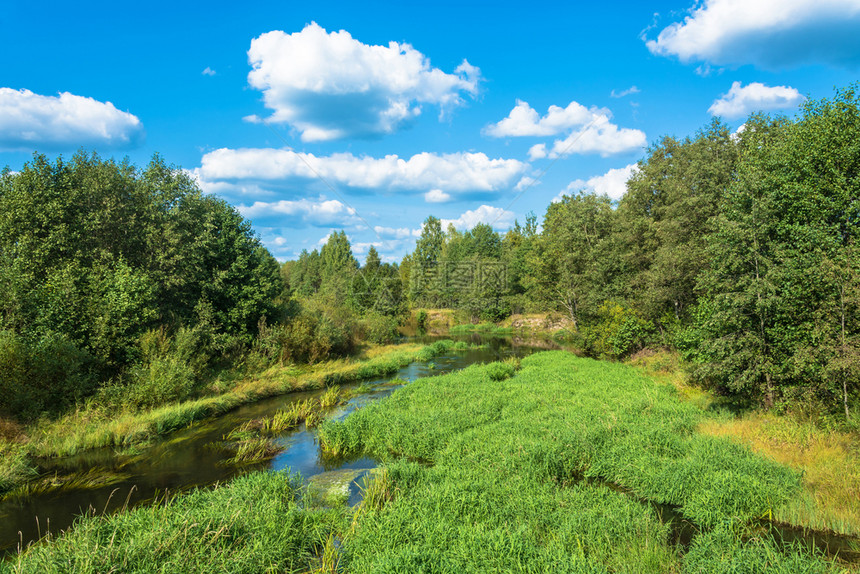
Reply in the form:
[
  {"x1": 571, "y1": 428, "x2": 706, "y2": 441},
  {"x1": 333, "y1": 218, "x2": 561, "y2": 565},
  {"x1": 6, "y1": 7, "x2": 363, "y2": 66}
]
[
  {"x1": 1, "y1": 471, "x2": 342, "y2": 573},
  {"x1": 4, "y1": 351, "x2": 849, "y2": 572},
  {"x1": 630, "y1": 349, "x2": 860, "y2": 537},
  {"x1": 224, "y1": 437, "x2": 282, "y2": 465},
  {"x1": 317, "y1": 351, "x2": 843, "y2": 572},
  {"x1": 0, "y1": 441, "x2": 36, "y2": 493}
]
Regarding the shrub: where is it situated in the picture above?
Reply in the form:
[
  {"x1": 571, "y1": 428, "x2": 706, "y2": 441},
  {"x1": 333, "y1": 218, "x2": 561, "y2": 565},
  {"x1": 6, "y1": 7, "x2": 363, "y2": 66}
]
[
  {"x1": 123, "y1": 327, "x2": 209, "y2": 410},
  {"x1": 587, "y1": 302, "x2": 655, "y2": 359},
  {"x1": 486, "y1": 361, "x2": 515, "y2": 381},
  {"x1": 0, "y1": 330, "x2": 96, "y2": 421},
  {"x1": 362, "y1": 311, "x2": 400, "y2": 344}
]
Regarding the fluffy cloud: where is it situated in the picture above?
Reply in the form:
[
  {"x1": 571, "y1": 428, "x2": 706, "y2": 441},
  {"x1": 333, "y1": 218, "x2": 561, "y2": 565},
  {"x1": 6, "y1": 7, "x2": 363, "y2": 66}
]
[
  {"x1": 708, "y1": 81, "x2": 805, "y2": 118},
  {"x1": 0, "y1": 88, "x2": 144, "y2": 151},
  {"x1": 247, "y1": 22, "x2": 480, "y2": 141},
  {"x1": 236, "y1": 197, "x2": 360, "y2": 227},
  {"x1": 442, "y1": 205, "x2": 516, "y2": 231},
  {"x1": 425, "y1": 189, "x2": 451, "y2": 203},
  {"x1": 486, "y1": 100, "x2": 646, "y2": 158},
  {"x1": 645, "y1": 0, "x2": 860, "y2": 69},
  {"x1": 196, "y1": 148, "x2": 526, "y2": 196},
  {"x1": 374, "y1": 226, "x2": 422, "y2": 239},
  {"x1": 560, "y1": 163, "x2": 639, "y2": 201},
  {"x1": 484, "y1": 100, "x2": 603, "y2": 137}
]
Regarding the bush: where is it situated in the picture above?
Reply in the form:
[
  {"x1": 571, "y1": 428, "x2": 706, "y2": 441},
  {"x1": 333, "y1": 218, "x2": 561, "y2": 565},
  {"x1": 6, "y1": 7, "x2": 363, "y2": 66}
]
[
  {"x1": 0, "y1": 330, "x2": 96, "y2": 421},
  {"x1": 254, "y1": 299, "x2": 359, "y2": 365},
  {"x1": 123, "y1": 327, "x2": 208, "y2": 409},
  {"x1": 362, "y1": 311, "x2": 401, "y2": 344},
  {"x1": 486, "y1": 361, "x2": 515, "y2": 381},
  {"x1": 587, "y1": 302, "x2": 654, "y2": 359}
]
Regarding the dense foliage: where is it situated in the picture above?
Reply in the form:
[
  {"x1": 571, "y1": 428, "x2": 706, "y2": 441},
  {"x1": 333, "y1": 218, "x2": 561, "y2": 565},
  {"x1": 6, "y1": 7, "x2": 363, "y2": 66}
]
[
  {"x1": 397, "y1": 88, "x2": 860, "y2": 418},
  {"x1": 3, "y1": 86, "x2": 859, "y2": 423},
  {"x1": 0, "y1": 153, "x2": 281, "y2": 419}
]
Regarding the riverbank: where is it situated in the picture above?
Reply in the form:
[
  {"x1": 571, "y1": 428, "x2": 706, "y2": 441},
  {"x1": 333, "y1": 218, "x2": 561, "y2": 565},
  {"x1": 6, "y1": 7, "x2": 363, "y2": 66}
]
[
  {"x1": 0, "y1": 340, "x2": 462, "y2": 496},
  {"x1": 6, "y1": 350, "x2": 854, "y2": 572}
]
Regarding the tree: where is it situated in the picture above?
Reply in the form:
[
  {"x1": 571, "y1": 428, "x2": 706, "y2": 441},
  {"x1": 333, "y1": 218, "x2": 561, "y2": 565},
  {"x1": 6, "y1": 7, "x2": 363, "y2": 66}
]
[
  {"x1": 616, "y1": 120, "x2": 738, "y2": 332},
  {"x1": 319, "y1": 230, "x2": 357, "y2": 298},
  {"x1": 525, "y1": 193, "x2": 614, "y2": 329},
  {"x1": 410, "y1": 216, "x2": 444, "y2": 306}
]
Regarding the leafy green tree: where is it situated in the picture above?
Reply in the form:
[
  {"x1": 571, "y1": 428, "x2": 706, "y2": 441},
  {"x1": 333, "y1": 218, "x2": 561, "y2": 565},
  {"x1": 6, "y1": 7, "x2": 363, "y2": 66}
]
[
  {"x1": 410, "y1": 216, "x2": 444, "y2": 306},
  {"x1": 525, "y1": 192, "x2": 614, "y2": 330},
  {"x1": 616, "y1": 120, "x2": 738, "y2": 333},
  {"x1": 319, "y1": 230, "x2": 357, "y2": 299}
]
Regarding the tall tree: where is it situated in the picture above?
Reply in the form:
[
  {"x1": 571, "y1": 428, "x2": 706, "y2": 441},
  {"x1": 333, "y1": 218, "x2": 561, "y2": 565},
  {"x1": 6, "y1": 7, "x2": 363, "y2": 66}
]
[
  {"x1": 525, "y1": 193, "x2": 614, "y2": 329},
  {"x1": 616, "y1": 120, "x2": 739, "y2": 331},
  {"x1": 410, "y1": 216, "x2": 444, "y2": 306}
]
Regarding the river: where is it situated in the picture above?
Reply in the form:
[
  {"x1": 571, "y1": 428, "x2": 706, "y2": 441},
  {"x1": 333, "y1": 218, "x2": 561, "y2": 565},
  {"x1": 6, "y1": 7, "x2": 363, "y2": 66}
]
[{"x1": 0, "y1": 335, "x2": 542, "y2": 555}]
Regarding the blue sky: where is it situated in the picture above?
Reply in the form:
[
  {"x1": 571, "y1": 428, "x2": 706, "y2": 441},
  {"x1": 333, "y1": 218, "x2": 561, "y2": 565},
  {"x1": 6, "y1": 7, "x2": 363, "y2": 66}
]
[{"x1": 2, "y1": 0, "x2": 859, "y2": 261}]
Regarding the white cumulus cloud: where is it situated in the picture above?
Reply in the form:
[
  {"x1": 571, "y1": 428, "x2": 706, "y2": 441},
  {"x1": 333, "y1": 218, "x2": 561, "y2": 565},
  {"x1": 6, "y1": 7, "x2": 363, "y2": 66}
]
[
  {"x1": 0, "y1": 88, "x2": 144, "y2": 151},
  {"x1": 236, "y1": 196, "x2": 360, "y2": 227},
  {"x1": 247, "y1": 22, "x2": 480, "y2": 141},
  {"x1": 196, "y1": 148, "x2": 526, "y2": 197},
  {"x1": 484, "y1": 100, "x2": 603, "y2": 137},
  {"x1": 441, "y1": 205, "x2": 516, "y2": 231},
  {"x1": 709, "y1": 81, "x2": 805, "y2": 118},
  {"x1": 425, "y1": 189, "x2": 451, "y2": 203},
  {"x1": 486, "y1": 100, "x2": 646, "y2": 158},
  {"x1": 559, "y1": 163, "x2": 639, "y2": 202},
  {"x1": 645, "y1": 0, "x2": 860, "y2": 69}
]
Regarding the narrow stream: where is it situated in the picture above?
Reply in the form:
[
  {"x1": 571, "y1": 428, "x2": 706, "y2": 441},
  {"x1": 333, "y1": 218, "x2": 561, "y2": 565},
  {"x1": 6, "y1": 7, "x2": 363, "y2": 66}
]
[{"x1": 0, "y1": 335, "x2": 538, "y2": 555}]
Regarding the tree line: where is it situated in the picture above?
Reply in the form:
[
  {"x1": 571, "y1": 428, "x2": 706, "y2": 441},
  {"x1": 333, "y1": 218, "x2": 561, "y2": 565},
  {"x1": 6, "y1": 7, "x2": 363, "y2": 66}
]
[
  {"x1": 1, "y1": 87, "x2": 857, "y2": 423},
  {"x1": 398, "y1": 88, "x2": 859, "y2": 417}
]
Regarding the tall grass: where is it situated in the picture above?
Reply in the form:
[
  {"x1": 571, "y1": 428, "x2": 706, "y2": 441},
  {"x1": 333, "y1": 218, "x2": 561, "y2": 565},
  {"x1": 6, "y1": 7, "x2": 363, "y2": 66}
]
[
  {"x1": 631, "y1": 349, "x2": 860, "y2": 538},
  {"x1": 318, "y1": 352, "x2": 841, "y2": 571},
  {"x1": 0, "y1": 442, "x2": 36, "y2": 494},
  {"x1": 700, "y1": 412, "x2": 860, "y2": 537},
  {"x1": 1, "y1": 471, "x2": 341, "y2": 573},
  {"x1": 25, "y1": 340, "x2": 459, "y2": 459}
]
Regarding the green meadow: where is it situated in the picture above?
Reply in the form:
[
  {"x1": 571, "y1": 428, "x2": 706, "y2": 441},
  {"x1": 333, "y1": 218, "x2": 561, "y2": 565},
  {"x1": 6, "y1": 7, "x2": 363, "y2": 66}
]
[
  {"x1": 320, "y1": 351, "x2": 846, "y2": 572},
  {"x1": 5, "y1": 350, "x2": 854, "y2": 573}
]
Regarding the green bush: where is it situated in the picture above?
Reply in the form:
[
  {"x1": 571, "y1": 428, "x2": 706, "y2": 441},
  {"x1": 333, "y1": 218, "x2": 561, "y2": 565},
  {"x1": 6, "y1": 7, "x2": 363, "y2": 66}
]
[
  {"x1": 587, "y1": 302, "x2": 654, "y2": 359},
  {"x1": 485, "y1": 361, "x2": 515, "y2": 381},
  {"x1": 362, "y1": 311, "x2": 400, "y2": 344},
  {"x1": 0, "y1": 330, "x2": 95, "y2": 421},
  {"x1": 121, "y1": 327, "x2": 210, "y2": 409}
]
